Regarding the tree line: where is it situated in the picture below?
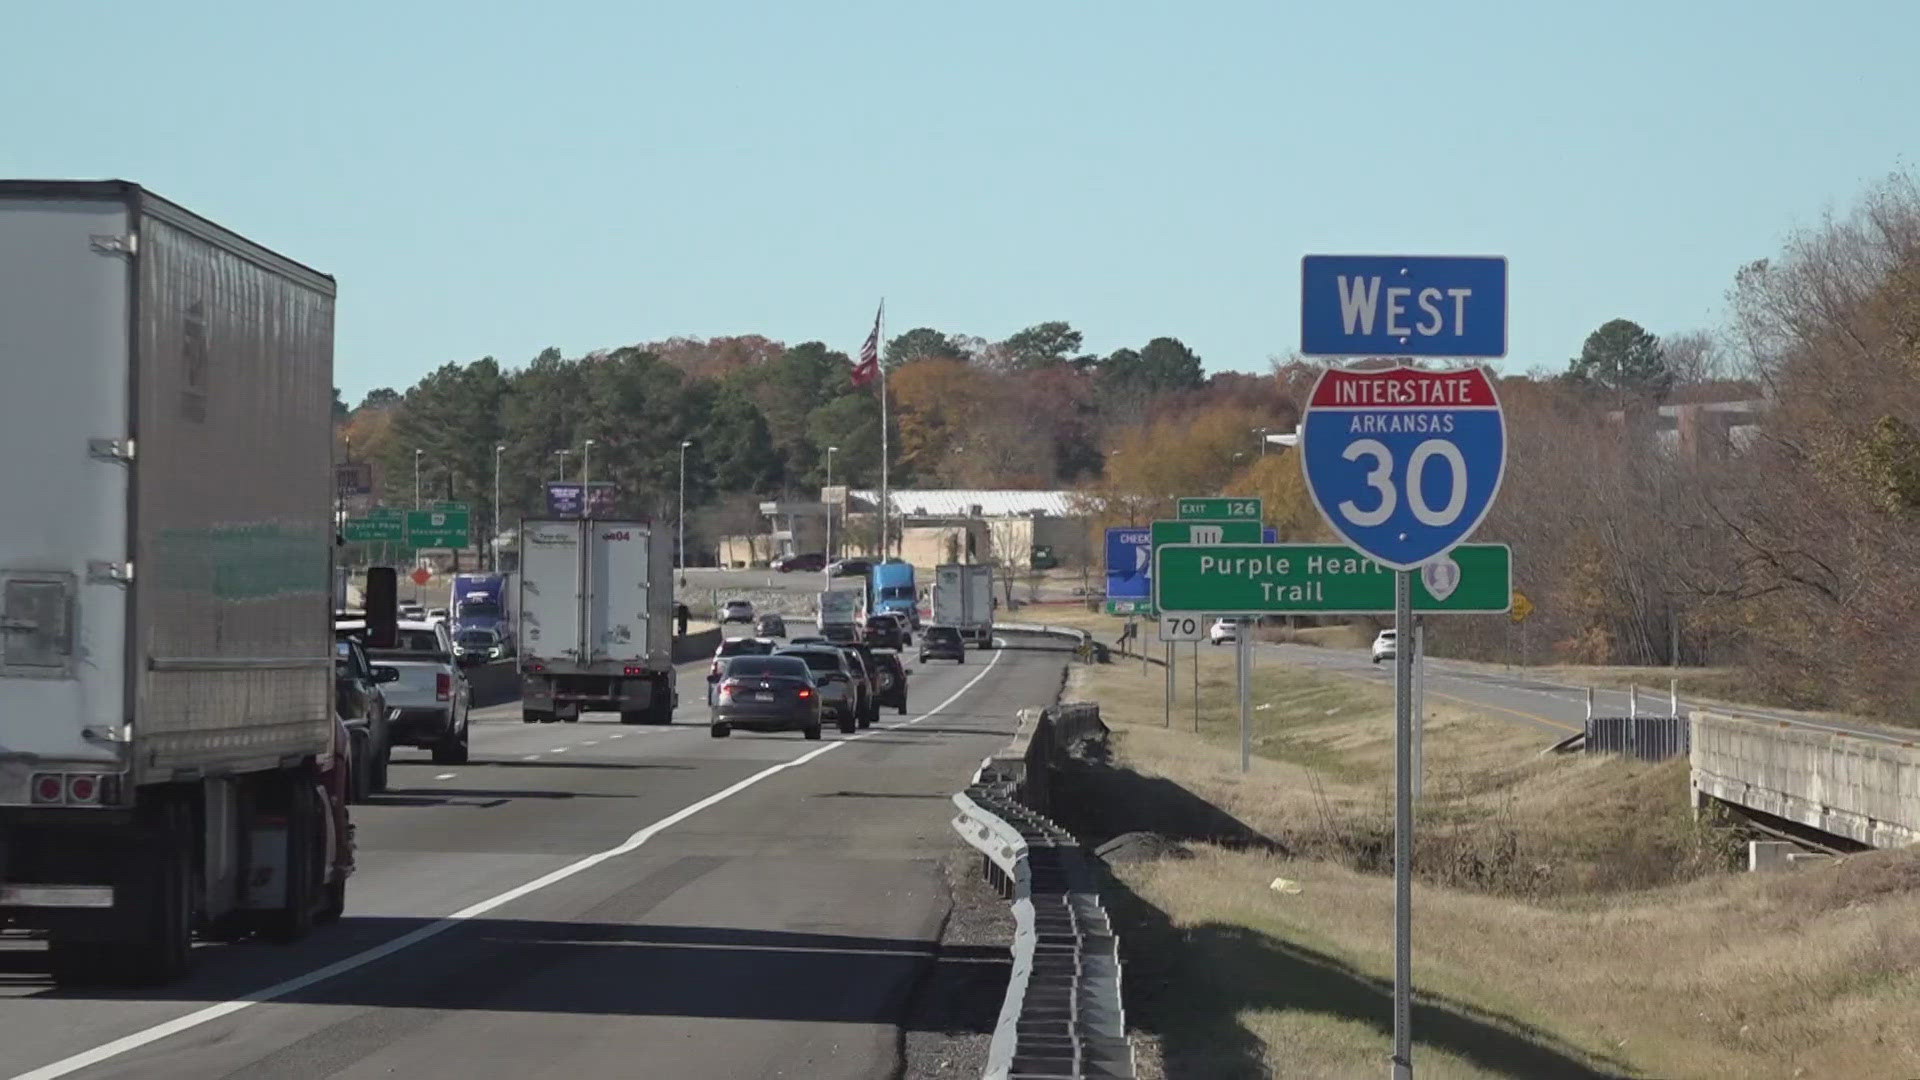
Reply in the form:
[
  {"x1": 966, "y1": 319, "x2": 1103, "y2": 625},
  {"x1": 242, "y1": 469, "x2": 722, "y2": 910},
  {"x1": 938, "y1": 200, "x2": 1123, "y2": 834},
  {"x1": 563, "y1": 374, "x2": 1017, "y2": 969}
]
[{"x1": 336, "y1": 325, "x2": 1212, "y2": 550}]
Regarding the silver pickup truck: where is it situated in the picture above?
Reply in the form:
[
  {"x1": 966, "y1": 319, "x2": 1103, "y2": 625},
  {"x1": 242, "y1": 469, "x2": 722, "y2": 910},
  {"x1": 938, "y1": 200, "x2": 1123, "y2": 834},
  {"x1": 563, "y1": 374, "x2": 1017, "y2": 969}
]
[{"x1": 336, "y1": 618, "x2": 472, "y2": 765}]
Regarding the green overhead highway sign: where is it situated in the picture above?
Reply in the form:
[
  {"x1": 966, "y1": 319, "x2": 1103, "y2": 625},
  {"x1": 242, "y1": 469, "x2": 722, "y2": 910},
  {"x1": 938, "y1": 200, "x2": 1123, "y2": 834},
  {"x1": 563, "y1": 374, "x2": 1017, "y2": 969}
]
[
  {"x1": 343, "y1": 516, "x2": 405, "y2": 542},
  {"x1": 405, "y1": 508, "x2": 471, "y2": 549},
  {"x1": 368, "y1": 507, "x2": 405, "y2": 521},
  {"x1": 1154, "y1": 543, "x2": 1511, "y2": 615},
  {"x1": 1151, "y1": 518, "x2": 1264, "y2": 549},
  {"x1": 1105, "y1": 599, "x2": 1156, "y2": 616},
  {"x1": 430, "y1": 500, "x2": 469, "y2": 512},
  {"x1": 1176, "y1": 497, "x2": 1262, "y2": 521}
]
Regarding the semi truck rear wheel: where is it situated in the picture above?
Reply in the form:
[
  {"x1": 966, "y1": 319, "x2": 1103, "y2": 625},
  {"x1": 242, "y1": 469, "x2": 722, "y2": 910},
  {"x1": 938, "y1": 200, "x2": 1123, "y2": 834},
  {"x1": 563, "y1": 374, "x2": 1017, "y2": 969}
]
[{"x1": 265, "y1": 775, "x2": 319, "y2": 945}]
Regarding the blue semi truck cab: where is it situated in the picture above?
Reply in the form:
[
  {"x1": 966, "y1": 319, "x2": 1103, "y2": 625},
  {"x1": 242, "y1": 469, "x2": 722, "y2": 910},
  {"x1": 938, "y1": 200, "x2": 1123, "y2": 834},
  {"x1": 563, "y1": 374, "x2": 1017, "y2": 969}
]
[
  {"x1": 450, "y1": 572, "x2": 515, "y2": 644},
  {"x1": 869, "y1": 559, "x2": 918, "y2": 627}
]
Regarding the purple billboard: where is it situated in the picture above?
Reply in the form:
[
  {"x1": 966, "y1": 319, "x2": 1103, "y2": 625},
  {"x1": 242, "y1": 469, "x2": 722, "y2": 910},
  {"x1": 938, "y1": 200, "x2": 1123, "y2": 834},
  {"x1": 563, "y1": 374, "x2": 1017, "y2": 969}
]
[{"x1": 545, "y1": 481, "x2": 618, "y2": 517}]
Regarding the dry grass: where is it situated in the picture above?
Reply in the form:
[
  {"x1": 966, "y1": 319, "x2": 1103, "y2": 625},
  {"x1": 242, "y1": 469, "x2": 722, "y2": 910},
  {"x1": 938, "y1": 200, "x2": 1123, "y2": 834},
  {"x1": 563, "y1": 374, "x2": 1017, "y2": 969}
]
[{"x1": 1067, "y1": 655, "x2": 1920, "y2": 1079}]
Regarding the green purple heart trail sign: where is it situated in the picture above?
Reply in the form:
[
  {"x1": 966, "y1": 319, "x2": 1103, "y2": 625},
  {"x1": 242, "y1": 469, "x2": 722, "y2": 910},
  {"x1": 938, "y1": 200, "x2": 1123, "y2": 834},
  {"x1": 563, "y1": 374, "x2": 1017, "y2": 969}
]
[{"x1": 1153, "y1": 543, "x2": 1510, "y2": 616}]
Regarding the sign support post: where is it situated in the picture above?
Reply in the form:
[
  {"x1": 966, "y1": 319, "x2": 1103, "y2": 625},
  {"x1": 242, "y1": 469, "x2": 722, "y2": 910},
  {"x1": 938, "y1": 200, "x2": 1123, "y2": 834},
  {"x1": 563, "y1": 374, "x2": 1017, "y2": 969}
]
[
  {"x1": 1392, "y1": 571, "x2": 1414, "y2": 1079},
  {"x1": 1192, "y1": 641, "x2": 1200, "y2": 733},
  {"x1": 1237, "y1": 618, "x2": 1252, "y2": 772},
  {"x1": 1164, "y1": 639, "x2": 1173, "y2": 727},
  {"x1": 1413, "y1": 619, "x2": 1426, "y2": 802}
]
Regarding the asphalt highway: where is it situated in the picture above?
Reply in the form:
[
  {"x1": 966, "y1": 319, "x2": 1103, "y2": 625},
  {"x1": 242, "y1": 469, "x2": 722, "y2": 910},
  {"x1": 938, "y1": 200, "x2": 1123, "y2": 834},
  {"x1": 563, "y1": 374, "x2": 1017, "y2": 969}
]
[{"x1": 0, "y1": 631, "x2": 1063, "y2": 1080}]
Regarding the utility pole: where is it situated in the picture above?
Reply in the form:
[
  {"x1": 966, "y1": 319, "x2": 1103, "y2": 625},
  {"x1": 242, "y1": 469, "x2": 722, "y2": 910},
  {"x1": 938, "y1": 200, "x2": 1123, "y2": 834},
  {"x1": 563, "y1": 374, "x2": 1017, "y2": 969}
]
[{"x1": 413, "y1": 449, "x2": 423, "y2": 509}]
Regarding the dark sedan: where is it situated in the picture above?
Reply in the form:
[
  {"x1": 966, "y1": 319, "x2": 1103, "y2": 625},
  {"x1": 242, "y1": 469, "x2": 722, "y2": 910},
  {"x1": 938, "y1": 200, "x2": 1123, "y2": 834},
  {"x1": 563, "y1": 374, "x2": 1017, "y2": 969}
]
[
  {"x1": 773, "y1": 552, "x2": 826, "y2": 573},
  {"x1": 755, "y1": 613, "x2": 788, "y2": 638},
  {"x1": 710, "y1": 655, "x2": 822, "y2": 740}
]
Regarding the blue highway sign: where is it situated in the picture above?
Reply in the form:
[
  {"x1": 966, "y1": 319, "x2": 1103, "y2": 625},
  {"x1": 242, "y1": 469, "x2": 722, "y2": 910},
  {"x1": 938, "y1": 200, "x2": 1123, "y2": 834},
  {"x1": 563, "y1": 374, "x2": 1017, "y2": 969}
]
[
  {"x1": 1300, "y1": 255, "x2": 1507, "y2": 358},
  {"x1": 1105, "y1": 527, "x2": 1152, "y2": 600}
]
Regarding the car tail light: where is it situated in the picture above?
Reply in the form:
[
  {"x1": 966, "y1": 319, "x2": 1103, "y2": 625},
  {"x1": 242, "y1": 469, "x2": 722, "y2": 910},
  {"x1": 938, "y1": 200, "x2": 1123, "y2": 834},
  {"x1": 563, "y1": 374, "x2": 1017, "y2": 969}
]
[
  {"x1": 66, "y1": 774, "x2": 100, "y2": 804},
  {"x1": 528, "y1": 662, "x2": 545, "y2": 672},
  {"x1": 797, "y1": 688, "x2": 813, "y2": 699},
  {"x1": 436, "y1": 673, "x2": 452, "y2": 701},
  {"x1": 624, "y1": 665, "x2": 645, "y2": 676},
  {"x1": 717, "y1": 680, "x2": 739, "y2": 700},
  {"x1": 31, "y1": 773, "x2": 64, "y2": 805}
]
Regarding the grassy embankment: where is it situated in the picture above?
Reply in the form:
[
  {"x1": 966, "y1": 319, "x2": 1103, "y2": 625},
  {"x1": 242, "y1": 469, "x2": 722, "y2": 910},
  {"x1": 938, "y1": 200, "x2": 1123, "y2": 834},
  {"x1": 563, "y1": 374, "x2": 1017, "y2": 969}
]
[{"x1": 1059, "y1": 641, "x2": 1920, "y2": 1079}]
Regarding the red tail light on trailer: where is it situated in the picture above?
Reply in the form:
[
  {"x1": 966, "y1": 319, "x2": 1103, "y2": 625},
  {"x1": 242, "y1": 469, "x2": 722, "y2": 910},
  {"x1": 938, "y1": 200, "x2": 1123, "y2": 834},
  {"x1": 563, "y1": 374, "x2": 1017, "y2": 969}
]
[
  {"x1": 436, "y1": 673, "x2": 451, "y2": 700},
  {"x1": 624, "y1": 665, "x2": 645, "y2": 676}
]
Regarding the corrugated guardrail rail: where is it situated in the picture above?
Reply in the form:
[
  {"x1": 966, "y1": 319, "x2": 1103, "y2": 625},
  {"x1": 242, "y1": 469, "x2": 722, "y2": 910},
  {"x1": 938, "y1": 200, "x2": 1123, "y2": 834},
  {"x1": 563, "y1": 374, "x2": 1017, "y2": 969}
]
[
  {"x1": 1585, "y1": 715, "x2": 1689, "y2": 761},
  {"x1": 952, "y1": 703, "x2": 1135, "y2": 1080}
]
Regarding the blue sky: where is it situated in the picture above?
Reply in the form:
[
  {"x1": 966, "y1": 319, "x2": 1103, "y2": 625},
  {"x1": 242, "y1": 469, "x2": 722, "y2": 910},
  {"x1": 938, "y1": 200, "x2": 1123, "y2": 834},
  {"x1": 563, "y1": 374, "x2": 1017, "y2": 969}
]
[{"x1": 6, "y1": 1, "x2": 1915, "y2": 400}]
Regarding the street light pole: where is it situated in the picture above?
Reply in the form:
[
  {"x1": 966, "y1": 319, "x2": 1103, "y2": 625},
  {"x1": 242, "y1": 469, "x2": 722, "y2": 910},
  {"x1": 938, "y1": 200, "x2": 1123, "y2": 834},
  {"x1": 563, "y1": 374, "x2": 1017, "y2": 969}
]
[
  {"x1": 413, "y1": 449, "x2": 423, "y2": 509},
  {"x1": 824, "y1": 445, "x2": 838, "y2": 592},
  {"x1": 678, "y1": 439, "x2": 693, "y2": 570},
  {"x1": 492, "y1": 444, "x2": 505, "y2": 570},
  {"x1": 581, "y1": 439, "x2": 596, "y2": 516}
]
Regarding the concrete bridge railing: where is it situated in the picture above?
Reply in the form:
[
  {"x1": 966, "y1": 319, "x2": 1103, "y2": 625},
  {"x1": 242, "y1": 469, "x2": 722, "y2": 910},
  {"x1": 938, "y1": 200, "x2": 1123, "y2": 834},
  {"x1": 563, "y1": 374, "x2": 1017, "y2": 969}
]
[{"x1": 1691, "y1": 710, "x2": 1920, "y2": 849}]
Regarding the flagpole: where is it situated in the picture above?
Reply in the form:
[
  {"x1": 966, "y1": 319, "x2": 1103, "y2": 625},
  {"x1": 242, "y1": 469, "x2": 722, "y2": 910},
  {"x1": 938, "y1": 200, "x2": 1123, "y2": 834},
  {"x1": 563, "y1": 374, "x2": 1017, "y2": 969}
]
[{"x1": 878, "y1": 298, "x2": 889, "y2": 560}]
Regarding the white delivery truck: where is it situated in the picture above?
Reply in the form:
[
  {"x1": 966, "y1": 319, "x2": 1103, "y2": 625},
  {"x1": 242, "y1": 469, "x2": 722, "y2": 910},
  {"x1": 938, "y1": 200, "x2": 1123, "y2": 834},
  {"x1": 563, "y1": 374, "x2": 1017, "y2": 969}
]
[
  {"x1": 518, "y1": 519, "x2": 676, "y2": 724},
  {"x1": 817, "y1": 589, "x2": 864, "y2": 643},
  {"x1": 933, "y1": 563, "x2": 996, "y2": 647},
  {"x1": 0, "y1": 181, "x2": 350, "y2": 986}
]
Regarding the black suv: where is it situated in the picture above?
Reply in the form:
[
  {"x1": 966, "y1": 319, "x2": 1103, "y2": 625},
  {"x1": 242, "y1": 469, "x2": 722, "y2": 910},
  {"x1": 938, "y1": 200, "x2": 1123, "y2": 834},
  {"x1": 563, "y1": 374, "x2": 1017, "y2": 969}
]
[
  {"x1": 863, "y1": 649, "x2": 908, "y2": 714},
  {"x1": 334, "y1": 637, "x2": 398, "y2": 800},
  {"x1": 919, "y1": 625, "x2": 965, "y2": 663},
  {"x1": 863, "y1": 614, "x2": 905, "y2": 650}
]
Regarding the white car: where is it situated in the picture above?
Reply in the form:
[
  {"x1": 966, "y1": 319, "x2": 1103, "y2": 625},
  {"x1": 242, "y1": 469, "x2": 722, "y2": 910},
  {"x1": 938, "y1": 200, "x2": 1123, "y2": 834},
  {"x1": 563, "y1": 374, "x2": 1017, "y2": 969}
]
[
  {"x1": 721, "y1": 599, "x2": 756, "y2": 624},
  {"x1": 1371, "y1": 629, "x2": 1398, "y2": 664},
  {"x1": 1209, "y1": 618, "x2": 1237, "y2": 645}
]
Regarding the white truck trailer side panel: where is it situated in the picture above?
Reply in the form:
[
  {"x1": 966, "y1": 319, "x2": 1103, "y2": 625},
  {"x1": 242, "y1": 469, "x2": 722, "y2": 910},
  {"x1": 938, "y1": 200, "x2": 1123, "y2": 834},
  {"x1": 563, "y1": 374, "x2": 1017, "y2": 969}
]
[
  {"x1": 0, "y1": 197, "x2": 135, "y2": 797},
  {"x1": 585, "y1": 521, "x2": 668, "y2": 667},
  {"x1": 519, "y1": 521, "x2": 584, "y2": 666},
  {"x1": 131, "y1": 196, "x2": 336, "y2": 785}
]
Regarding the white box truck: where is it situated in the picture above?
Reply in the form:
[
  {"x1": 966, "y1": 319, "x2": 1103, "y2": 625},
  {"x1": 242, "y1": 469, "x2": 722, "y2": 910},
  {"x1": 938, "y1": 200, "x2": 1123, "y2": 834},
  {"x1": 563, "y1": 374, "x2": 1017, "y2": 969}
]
[
  {"x1": 0, "y1": 181, "x2": 350, "y2": 986},
  {"x1": 817, "y1": 589, "x2": 864, "y2": 643},
  {"x1": 518, "y1": 519, "x2": 676, "y2": 724},
  {"x1": 933, "y1": 564, "x2": 996, "y2": 647}
]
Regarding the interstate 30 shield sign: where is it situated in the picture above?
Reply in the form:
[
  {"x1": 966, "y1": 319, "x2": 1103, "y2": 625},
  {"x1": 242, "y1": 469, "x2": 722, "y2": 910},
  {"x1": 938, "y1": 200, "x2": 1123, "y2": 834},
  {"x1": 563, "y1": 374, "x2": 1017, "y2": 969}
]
[{"x1": 1299, "y1": 365, "x2": 1506, "y2": 571}]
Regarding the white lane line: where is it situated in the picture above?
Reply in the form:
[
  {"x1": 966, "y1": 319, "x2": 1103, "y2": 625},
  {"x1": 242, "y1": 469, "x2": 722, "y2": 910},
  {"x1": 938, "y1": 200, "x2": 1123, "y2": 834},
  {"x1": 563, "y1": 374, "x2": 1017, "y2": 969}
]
[
  {"x1": 609, "y1": 734, "x2": 625, "y2": 739},
  {"x1": 13, "y1": 648, "x2": 1008, "y2": 1080},
  {"x1": 521, "y1": 754, "x2": 540, "y2": 761},
  {"x1": 581, "y1": 740, "x2": 599, "y2": 747},
  {"x1": 549, "y1": 747, "x2": 569, "y2": 754},
  {"x1": 433, "y1": 773, "x2": 456, "y2": 781}
]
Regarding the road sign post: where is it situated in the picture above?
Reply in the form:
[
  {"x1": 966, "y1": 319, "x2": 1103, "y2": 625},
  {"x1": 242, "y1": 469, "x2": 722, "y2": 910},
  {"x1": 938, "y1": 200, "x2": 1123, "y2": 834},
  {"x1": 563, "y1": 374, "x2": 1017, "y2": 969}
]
[
  {"x1": 1301, "y1": 256, "x2": 1508, "y2": 1080},
  {"x1": 1237, "y1": 617, "x2": 1252, "y2": 772},
  {"x1": 1164, "y1": 639, "x2": 1173, "y2": 728}
]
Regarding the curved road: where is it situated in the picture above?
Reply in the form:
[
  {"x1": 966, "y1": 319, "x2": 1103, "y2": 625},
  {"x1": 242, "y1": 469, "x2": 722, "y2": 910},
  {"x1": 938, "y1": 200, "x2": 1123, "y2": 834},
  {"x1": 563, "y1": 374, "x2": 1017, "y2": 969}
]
[{"x1": 0, "y1": 636, "x2": 1063, "y2": 1080}]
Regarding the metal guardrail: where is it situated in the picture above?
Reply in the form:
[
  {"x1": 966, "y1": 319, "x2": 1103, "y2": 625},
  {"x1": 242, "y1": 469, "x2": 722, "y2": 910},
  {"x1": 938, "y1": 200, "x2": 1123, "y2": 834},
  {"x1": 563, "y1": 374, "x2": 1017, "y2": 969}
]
[
  {"x1": 1580, "y1": 684, "x2": 1689, "y2": 761},
  {"x1": 951, "y1": 705, "x2": 1135, "y2": 1080}
]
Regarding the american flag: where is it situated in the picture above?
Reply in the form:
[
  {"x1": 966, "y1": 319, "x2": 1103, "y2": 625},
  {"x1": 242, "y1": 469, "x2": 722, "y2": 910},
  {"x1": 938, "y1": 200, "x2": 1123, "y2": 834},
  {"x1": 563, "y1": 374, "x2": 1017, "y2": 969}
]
[{"x1": 851, "y1": 302, "x2": 882, "y2": 387}]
